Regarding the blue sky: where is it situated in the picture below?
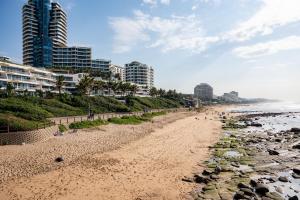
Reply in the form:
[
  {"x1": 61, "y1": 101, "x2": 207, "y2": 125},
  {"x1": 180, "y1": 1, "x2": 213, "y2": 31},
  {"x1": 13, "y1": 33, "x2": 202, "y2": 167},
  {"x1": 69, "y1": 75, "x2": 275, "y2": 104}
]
[{"x1": 1, "y1": 0, "x2": 300, "y2": 101}]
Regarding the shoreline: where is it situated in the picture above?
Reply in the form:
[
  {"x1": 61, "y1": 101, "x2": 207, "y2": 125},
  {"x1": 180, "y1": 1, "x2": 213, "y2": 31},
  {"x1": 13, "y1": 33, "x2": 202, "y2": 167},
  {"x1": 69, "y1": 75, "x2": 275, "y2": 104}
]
[
  {"x1": 0, "y1": 105, "x2": 229, "y2": 200},
  {"x1": 187, "y1": 110, "x2": 300, "y2": 200}
]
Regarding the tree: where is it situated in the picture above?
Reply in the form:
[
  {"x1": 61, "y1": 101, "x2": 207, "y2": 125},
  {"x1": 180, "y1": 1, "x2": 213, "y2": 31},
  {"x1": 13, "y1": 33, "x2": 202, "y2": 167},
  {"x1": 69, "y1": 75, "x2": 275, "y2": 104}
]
[
  {"x1": 119, "y1": 82, "x2": 131, "y2": 97},
  {"x1": 150, "y1": 87, "x2": 158, "y2": 97},
  {"x1": 6, "y1": 82, "x2": 14, "y2": 97},
  {"x1": 129, "y1": 84, "x2": 139, "y2": 96},
  {"x1": 92, "y1": 80, "x2": 105, "y2": 96},
  {"x1": 56, "y1": 76, "x2": 65, "y2": 95},
  {"x1": 158, "y1": 88, "x2": 166, "y2": 97},
  {"x1": 111, "y1": 82, "x2": 120, "y2": 96},
  {"x1": 76, "y1": 75, "x2": 94, "y2": 96}
]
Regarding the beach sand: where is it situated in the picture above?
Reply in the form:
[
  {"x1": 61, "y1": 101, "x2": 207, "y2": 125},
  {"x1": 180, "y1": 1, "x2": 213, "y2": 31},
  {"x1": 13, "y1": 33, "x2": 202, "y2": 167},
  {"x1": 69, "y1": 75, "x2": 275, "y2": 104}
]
[{"x1": 0, "y1": 106, "x2": 228, "y2": 200}]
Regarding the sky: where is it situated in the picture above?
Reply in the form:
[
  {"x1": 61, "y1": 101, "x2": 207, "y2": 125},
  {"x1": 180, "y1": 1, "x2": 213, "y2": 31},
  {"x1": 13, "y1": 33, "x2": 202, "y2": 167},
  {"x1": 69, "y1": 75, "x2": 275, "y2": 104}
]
[{"x1": 0, "y1": 0, "x2": 300, "y2": 102}]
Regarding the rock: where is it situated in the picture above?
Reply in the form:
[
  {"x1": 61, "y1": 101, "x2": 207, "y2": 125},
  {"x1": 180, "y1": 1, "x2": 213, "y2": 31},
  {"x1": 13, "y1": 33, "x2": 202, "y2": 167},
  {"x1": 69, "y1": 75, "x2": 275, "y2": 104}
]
[
  {"x1": 275, "y1": 186, "x2": 283, "y2": 194},
  {"x1": 293, "y1": 168, "x2": 300, "y2": 175},
  {"x1": 275, "y1": 138, "x2": 282, "y2": 143},
  {"x1": 278, "y1": 176, "x2": 288, "y2": 182},
  {"x1": 55, "y1": 156, "x2": 64, "y2": 162},
  {"x1": 233, "y1": 191, "x2": 245, "y2": 199},
  {"x1": 182, "y1": 176, "x2": 193, "y2": 183},
  {"x1": 292, "y1": 173, "x2": 300, "y2": 179},
  {"x1": 210, "y1": 174, "x2": 219, "y2": 180},
  {"x1": 202, "y1": 169, "x2": 214, "y2": 176},
  {"x1": 250, "y1": 179, "x2": 258, "y2": 187},
  {"x1": 194, "y1": 175, "x2": 211, "y2": 184},
  {"x1": 289, "y1": 196, "x2": 299, "y2": 200},
  {"x1": 290, "y1": 128, "x2": 300, "y2": 133},
  {"x1": 214, "y1": 166, "x2": 222, "y2": 174},
  {"x1": 255, "y1": 183, "x2": 269, "y2": 195},
  {"x1": 292, "y1": 144, "x2": 300, "y2": 149},
  {"x1": 265, "y1": 192, "x2": 284, "y2": 200},
  {"x1": 250, "y1": 122, "x2": 263, "y2": 127},
  {"x1": 237, "y1": 183, "x2": 253, "y2": 190},
  {"x1": 231, "y1": 162, "x2": 240, "y2": 168},
  {"x1": 268, "y1": 149, "x2": 280, "y2": 155},
  {"x1": 240, "y1": 188, "x2": 256, "y2": 196}
]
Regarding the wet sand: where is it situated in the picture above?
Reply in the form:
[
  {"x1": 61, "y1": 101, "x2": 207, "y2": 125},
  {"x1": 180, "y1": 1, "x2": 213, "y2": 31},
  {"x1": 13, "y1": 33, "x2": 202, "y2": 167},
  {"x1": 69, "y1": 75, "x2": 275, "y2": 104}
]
[{"x1": 0, "y1": 106, "x2": 227, "y2": 200}]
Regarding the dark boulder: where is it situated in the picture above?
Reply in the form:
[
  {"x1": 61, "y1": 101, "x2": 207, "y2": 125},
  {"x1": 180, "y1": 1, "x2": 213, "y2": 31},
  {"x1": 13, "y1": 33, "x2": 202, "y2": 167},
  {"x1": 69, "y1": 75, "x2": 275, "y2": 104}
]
[
  {"x1": 194, "y1": 175, "x2": 211, "y2": 184},
  {"x1": 55, "y1": 156, "x2": 64, "y2": 162},
  {"x1": 255, "y1": 183, "x2": 269, "y2": 195},
  {"x1": 202, "y1": 169, "x2": 214, "y2": 176},
  {"x1": 240, "y1": 188, "x2": 256, "y2": 197},
  {"x1": 289, "y1": 196, "x2": 299, "y2": 200},
  {"x1": 238, "y1": 183, "x2": 253, "y2": 190},
  {"x1": 292, "y1": 173, "x2": 300, "y2": 179},
  {"x1": 290, "y1": 128, "x2": 300, "y2": 133},
  {"x1": 292, "y1": 144, "x2": 300, "y2": 149},
  {"x1": 293, "y1": 168, "x2": 300, "y2": 175},
  {"x1": 214, "y1": 166, "x2": 222, "y2": 174},
  {"x1": 267, "y1": 149, "x2": 280, "y2": 155},
  {"x1": 250, "y1": 179, "x2": 258, "y2": 187},
  {"x1": 251, "y1": 122, "x2": 263, "y2": 127}
]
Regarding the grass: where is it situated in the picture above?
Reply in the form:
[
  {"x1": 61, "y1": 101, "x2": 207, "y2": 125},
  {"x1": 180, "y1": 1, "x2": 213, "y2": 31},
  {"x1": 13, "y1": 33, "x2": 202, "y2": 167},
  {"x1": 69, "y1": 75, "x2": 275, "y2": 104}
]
[
  {"x1": 69, "y1": 119, "x2": 108, "y2": 129},
  {"x1": 108, "y1": 111, "x2": 167, "y2": 125},
  {"x1": 0, "y1": 95, "x2": 180, "y2": 131},
  {"x1": 0, "y1": 113, "x2": 51, "y2": 132},
  {"x1": 108, "y1": 115, "x2": 146, "y2": 125}
]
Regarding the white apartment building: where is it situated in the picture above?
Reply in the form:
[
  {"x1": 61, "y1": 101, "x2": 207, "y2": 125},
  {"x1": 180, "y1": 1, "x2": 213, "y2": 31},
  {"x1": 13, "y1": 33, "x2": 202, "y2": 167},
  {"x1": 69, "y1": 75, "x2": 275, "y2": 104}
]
[
  {"x1": 0, "y1": 60, "x2": 56, "y2": 92},
  {"x1": 109, "y1": 64, "x2": 124, "y2": 81},
  {"x1": 0, "y1": 58, "x2": 86, "y2": 94},
  {"x1": 125, "y1": 61, "x2": 154, "y2": 95}
]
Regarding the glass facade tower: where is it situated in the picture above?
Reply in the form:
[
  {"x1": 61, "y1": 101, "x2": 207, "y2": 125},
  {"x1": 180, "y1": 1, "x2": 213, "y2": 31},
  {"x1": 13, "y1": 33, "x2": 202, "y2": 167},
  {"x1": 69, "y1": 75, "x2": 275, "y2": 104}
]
[{"x1": 23, "y1": 0, "x2": 53, "y2": 67}]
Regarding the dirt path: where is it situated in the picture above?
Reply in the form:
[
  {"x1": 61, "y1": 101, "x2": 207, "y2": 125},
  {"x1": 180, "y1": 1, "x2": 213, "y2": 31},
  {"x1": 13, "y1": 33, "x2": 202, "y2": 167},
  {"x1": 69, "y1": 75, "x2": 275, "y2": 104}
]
[{"x1": 0, "y1": 107, "x2": 225, "y2": 200}]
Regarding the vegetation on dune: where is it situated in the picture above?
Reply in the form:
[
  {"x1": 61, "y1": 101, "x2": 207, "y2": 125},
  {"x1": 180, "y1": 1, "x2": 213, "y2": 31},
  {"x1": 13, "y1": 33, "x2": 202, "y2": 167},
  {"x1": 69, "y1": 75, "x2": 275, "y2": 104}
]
[
  {"x1": 69, "y1": 119, "x2": 108, "y2": 129},
  {"x1": 0, "y1": 114, "x2": 51, "y2": 132},
  {"x1": 108, "y1": 111, "x2": 166, "y2": 125},
  {"x1": 0, "y1": 69, "x2": 189, "y2": 132}
]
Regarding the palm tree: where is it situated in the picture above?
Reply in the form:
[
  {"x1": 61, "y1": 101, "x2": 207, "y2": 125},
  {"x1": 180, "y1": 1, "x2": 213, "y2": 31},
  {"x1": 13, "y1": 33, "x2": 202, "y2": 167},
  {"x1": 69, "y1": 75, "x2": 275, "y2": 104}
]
[
  {"x1": 76, "y1": 75, "x2": 94, "y2": 96},
  {"x1": 111, "y1": 82, "x2": 120, "y2": 96},
  {"x1": 158, "y1": 88, "x2": 166, "y2": 97},
  {"x1": 129, "y1": 84, "x2": 139, "y2": 96},
  {"x1": 56, "y1": 76, "x2": 65, "y2": 95},
  {"x1": 150, "y1": 87, "x2": 158, "y2": 97},
  {"x1": 93, "y1": 80, "x2": 105, "y2": 96},
  {"x1": 6, "y1": 82, "x2": 14, "y2": 97}
]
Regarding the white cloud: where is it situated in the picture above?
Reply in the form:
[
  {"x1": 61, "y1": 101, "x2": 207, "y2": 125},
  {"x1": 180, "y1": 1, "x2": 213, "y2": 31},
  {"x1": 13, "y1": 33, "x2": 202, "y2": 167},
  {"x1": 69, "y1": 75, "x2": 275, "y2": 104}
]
[
  {"x1": 141, "y1": 0, "x2": 171, "y2": 6},
  {"x1": 110, "y1": 10, "x2": 219, "y2": 53},
  {"x1": 142, "y1": 0, "x2": 157, "y2": 6},
  {"x1": 225, "y1": 0, "x2": 300, "y2": 41},
  {"x1": 233, "y1": 36, "x2": 300, "y2": 58}
]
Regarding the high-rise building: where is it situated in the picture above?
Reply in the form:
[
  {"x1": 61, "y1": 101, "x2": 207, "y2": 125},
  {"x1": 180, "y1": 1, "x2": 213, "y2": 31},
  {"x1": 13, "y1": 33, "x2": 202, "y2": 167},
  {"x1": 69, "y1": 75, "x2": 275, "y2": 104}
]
[
  {"x1": 23, "y1": 0, "x2": 92, "y2": 69},
  {"x1": 49, "y1": 2, "x2": 67, "y2": 48},
  {"x1": 125, "y1": 61, "x2": 154, "y2": 95},
  {"x1": 23, "y1": 0, "x2": 57, "y2": 67},
  {"x1": 53, "y1": 47, "x2": 92, "y2": 68},
  {"x1": 92, "y1": 59, "x2": 111, "y2": 73},
  {"x1": 194, "y1": 83, "x2": 213, "y2": 101}
]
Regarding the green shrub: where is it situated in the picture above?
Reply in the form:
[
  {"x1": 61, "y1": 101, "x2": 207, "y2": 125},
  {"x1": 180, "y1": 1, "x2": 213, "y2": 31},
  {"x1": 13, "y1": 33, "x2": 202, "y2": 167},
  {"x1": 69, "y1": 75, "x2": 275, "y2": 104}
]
[
  {"x1": 58, "y1": 124, "x2": 68, "y2": 132},
  {"x1": 69, "y1": 119, "x2": 108, "y2": 129},
  {"x1": 108, "y1": 115, "x2": 145, "y2": 125}
]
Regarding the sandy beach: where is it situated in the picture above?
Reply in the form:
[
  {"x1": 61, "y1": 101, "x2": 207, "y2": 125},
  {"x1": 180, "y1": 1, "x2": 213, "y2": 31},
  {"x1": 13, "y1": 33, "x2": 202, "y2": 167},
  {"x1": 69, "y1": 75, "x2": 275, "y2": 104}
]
[{"x1": 0, "y1": 106, "x2": 227, "y2": 200}]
